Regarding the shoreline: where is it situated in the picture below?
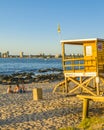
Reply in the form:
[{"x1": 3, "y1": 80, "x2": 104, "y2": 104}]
[{"x1": 0, "y1": 81, "x2": 104, "y2": 129}]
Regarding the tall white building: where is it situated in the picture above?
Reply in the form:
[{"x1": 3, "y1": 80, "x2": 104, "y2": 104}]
[{"x1": 20, "y1": 52, "x2": 24, "y2": 58}]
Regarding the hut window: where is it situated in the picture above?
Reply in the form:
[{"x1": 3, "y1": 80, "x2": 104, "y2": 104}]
[{"x1": 85, "y1": 46, "x2": 92, "y2": 56}]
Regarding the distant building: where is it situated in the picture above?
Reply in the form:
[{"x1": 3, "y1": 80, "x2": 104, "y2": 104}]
[
  {"x1": 2, "y1": 51, "x2": 9, "y2": 58},
  {"x1": 55, "y1": 54, "x2": 62, "y2": 58},
  {"x1": 20, "y1": 52, "x2": 24, "y2": 58},
  {"x1": 6, "y1": 51, "x2": 9, "y2": 57}
]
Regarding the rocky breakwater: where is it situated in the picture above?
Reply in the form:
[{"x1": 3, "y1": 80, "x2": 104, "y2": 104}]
[{"x1": 0, "y1": 68, "x2": 64, "y2": 85}]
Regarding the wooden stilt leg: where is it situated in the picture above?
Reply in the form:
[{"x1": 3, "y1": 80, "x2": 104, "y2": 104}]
[
  {"x1": 80, "y1": 76, "x2": 82, "y2": 94},
  {"x1": 65, "y1": 77, "x2": 68, "y2": 93},
  {"x1": 96, "y1": 77, "x2": 100, "y2": 95},
  {"x1": 96, "y1": 83, "x2": 100, "y2": 95},
  {"x1": 83, "y1": 98, "x2": 89, "y2": 120}
]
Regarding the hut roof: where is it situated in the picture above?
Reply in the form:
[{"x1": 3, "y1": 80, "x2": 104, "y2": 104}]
[{"x1": 60, "y1": 38, "x2": 104, "y2": 45}]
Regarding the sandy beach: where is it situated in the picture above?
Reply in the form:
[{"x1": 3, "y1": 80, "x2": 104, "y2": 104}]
[{"x1": 0, "y1": 81, "x2": 104, "y2": 130}]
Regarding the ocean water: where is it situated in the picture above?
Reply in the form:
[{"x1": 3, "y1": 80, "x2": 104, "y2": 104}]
[{"x1": 0, "y1": 58, "x2": 62, "y2": 75}]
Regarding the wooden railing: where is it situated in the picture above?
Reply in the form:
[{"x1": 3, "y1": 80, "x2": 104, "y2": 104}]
[{"x1": 62, "y1": 57, "x2": 97, "y2": 72}]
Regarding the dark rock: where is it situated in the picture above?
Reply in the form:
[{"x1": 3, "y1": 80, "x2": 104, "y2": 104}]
[{"x1": 0, "y1": 68, "x2": 64, "y2": 85}]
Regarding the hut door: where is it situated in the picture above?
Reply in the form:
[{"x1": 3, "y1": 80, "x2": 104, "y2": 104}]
[{"x1": 84, "y1": 43, "x2": 96, "y2": 72}]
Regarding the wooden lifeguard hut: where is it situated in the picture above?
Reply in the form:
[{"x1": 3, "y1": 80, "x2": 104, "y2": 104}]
[{"x1": 53, "y1": 38, "x2": 104, "y2": 96}]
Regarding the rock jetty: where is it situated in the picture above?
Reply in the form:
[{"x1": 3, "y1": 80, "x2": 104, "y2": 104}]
[{"x1": 0, "y1": 68, "x2": 64, "y2": 85}]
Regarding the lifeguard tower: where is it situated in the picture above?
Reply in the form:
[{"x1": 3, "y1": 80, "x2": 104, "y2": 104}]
[{"x1": 53, "y1": 38, "x2": 104, "y2": 96}]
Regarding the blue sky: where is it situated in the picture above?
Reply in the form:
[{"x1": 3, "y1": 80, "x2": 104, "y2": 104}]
[{"x1": 0, "y1": 0, "x2": 104, "y2": 55}]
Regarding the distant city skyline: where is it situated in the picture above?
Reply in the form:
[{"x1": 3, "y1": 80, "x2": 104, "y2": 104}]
[
  {"x1": 0, "y1": 0, "x2": 104, "y2": 55},
  {"x1": 0, "y1": 50, "x2": 63, "y2": 58},
  {"x1": 0, "y1": 50, "x2": 61, "y2": 56}
]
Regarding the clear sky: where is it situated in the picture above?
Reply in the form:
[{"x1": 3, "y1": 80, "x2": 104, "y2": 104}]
[{"x1": 0, "y1": 0, "x2": 104, "y2": 55}]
